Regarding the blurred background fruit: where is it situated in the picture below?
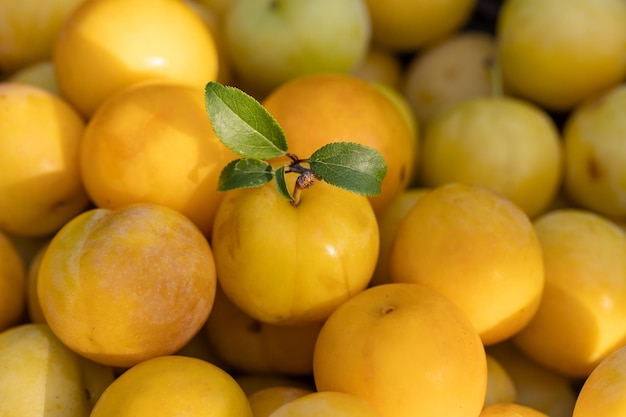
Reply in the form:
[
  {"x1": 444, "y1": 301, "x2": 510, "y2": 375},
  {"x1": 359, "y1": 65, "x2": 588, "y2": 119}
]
[
  {"x1": 223, "y1": 0, "x2": 371, "y2": 98},
  {"x1": 0, "y1": 231, "x2": 26, "y2": 332},
  {"x1": 268, "y1": 391, "x2": 384, "y2": 417},
  {"x1": 419, "y1": 95, "x2": 563, "y2": 218},
  {"x1": 0, "y1": 0, "x2": 85, "y2": 76},
  {"x1": 0, "y1": 323, "x2": 92, "y2": 417},
  {"x1": 563, "y1": 83, "x2": 626, "y2": 220},
  {"x1": 370, "y1": 187, "x2": 429, "y2": 286},
  {"x1": 496, "y1": 0, "x2": 626, "y2": 112},
  {"x1": 247, "y1": 386, "x2": 314, "y2": 417},
  {"x1": 0, "y1": 83, "x2": 89, "y2": 237},
  {"x1": 364, "y1": 0, "x2": 478, "y2": 52},
  {"x1": 204, "y1": 286, "x2": 322, "y2": 376},
  {"x1": 6, "y1": 60, "x2": 60, "y2": 95},
  {"x1": 25, "y1": 242, "x2": 49, "y2": 324},
  {"x1": 487, "y1": 342, "x2": 577, "y2": 417},
  {"x1": 479, "y1": 403, "x2": 549, "y2": 417},
  {"x1": 53, "y1": 0, "x2": 219, "y2": 117},
  {"x1": 484, "y1": 354, "x2": 517, "y2": 407},
  {"x1": 512, "y1": 209, "x2": 626, "y2": 378},
  {"x1": 402, "y1": 30, "x2": 495, "y2": 126},
  {"x1": 79, "y1": 81, "x2": 238, "y2": 237},
  {"x1": 262, "y1": 73, "x2": 417, "y2": 214}
]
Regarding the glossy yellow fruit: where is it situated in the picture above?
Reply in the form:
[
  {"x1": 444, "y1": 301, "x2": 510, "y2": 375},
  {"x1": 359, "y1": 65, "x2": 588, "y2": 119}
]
[
  {"x1": 262, "y1": 73, "x2": 416, "y2": 214},
  {"x1": 268, "y1": 391, "x2": 383, "y2": 417},
  {"x1": 212, "y1": 176, "x2": 379, "y2": 325},
  {"x1": 0, "y1": 231, "x2": 26, "y2": 331},
  {"x1": 390, "y1": 183, "x2": 545, "y2": 345},
  {"x1": 247, "y1": 386, "x2": 315, "y2": 417},
  {"x1": 0, "y1": 82, "x2": 88, "y2": 237},
  {"x1": 90, "y1": 355, "x2": 253, "y2": 417},
  {"x1": 204, "y1": 286, "x2": 323, "y2": 375},
  {"x1": 402, "y1": 30, "x2": 496, "y2": 125},
  {"x1": 0, "y1": 323, "x2": 90, "y2": 417},
  {"x1": 513, "y1": 209, "x2": 626, "y2": 378},
  {"x1": 313, "y1": 282, "x2": 487, "y2": 417},
  {"x1": 573, "y1": 344, "x2": 626, "y2": 417},
  {"x1": 80, "y1": 81, "x2": 237, "y2": 236},
  {"x1": 53, "y1": 0, "x2": 219, "y2": 117},
  {"x1": 480, "y1": 403, "x2": 549, "y2": 417},
  {"x1": 563, "y1": 83, "x2": 626, "y2": 219},
  {"x1": 419, "y1": 97, "x2": 563, "y2": 218},
  {"x1": 496, "y1": 0, "x2": 626, "y2": 111},
  {"x1": 37, "y1": 203, "x2": 217, "y2": 367},
  {"x1": 364, "y1": 0, "x2": 477, "y2": 51}
]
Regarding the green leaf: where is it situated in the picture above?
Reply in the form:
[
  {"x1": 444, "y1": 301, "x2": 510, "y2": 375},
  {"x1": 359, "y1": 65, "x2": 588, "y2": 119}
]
[
  {"x1": 308, "y1": 142, "x2": 387, "y2": 196},
  {"x1": 217, "y1": 158, "x2": 273, "y2": 191},
  {"x1": 205, "y1": 82, "x2": 288, "y2": 159},
  {"x1": 273, "y1": 166, "x2": 294, "y2": 202}
]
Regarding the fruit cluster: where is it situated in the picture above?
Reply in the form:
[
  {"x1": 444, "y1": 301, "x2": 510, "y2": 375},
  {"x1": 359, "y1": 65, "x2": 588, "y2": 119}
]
[{"x1": 1, "y1": 0, "x2": 626, "y2": 416}]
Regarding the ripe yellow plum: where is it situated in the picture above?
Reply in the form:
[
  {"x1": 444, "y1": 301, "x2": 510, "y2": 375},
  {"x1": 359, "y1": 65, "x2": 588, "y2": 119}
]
[
  {"x1": 402, "y1": 31, "x2": 496, "y2": 125},
  {"x1": 419, "y1": 97, "x2": 563, "y2": 218},
  {"x1": 364, "y1": 0, "x2": 477, "y2": 51},
  {"x1": 0, "y1": 83, "x2": 88, "y2": 237},
  {"x1": 204, "y1": 286, "x2": 323, "y2": 375},
  {"x1": 37, "y1": 203, "x2": 217, "y2": 367},
  {"x1": 390, "y1": 183, "x2": 545, "y2": 345},
  {"x1": 90, "y1": 355, "x2": 253, "y2": 417},
  {"x1": 573, "y1": 344, "x2": 626, "y2": 417},
  {"x1": 513, "y1": 209, "x2": 626, "y2": 378},
  {"x1": 212, "y1": 176, "x2": 379, "y2": 325},
  {"x1": 496, "y1": 0, "x2": 626, "y2": 111},
  {"x1": 261, "y1": 73, "x2": 416, "y2": 214},
  {"x1": 0, "y1": 323, "x2": 90, "y2": 417},
  {"x1": 53, "y1": 0, "x2": 219, "y2": 117},
  {"x1": 313, "y1": 282, "x2": 487, "y2": 417},
  {"x1": 563, "y1": 83, "x2": 626, "y2": 219},
  {"x1": 80, "y1": 81, "x2": 238, "y2": 236}
]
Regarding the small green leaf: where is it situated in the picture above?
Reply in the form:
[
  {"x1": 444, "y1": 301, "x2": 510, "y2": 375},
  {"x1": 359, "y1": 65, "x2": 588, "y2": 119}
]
[
  {"x1": 273, "y1": 166, "x2": 294, "y2": 202},
  {"x1": 205, "y1": 82, "x2": 288, "y2": 159},
  {"x1": 308, "y1": 142, "x2": 387, "y2": 196},
  {"x1": 217, "y1": 159, "x2": 273, "y2": 191}
]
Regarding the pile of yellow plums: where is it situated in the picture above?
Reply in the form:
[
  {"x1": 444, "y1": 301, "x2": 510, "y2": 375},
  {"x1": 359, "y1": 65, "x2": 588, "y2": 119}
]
[{"x1": 1, "y1": 0, "x2": 626, "y2": 416}]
